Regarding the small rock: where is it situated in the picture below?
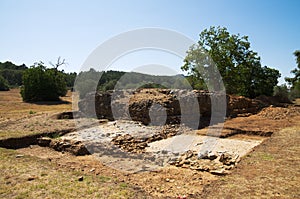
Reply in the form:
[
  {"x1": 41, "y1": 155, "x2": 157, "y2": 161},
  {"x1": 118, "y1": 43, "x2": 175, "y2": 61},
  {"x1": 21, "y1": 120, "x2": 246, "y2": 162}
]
[
  {"x1": 198, "y1": 150, "x2": 209, "y2": 159},
  {"x1": 90, "y1": 168, "x2": 95, "y2": 172},
  {"x1": 161, "y1": 150, "x2": 168, "y2": 154},
  {"x1": 78, "y1": 176, "x2": 84, "y2": 181},
  {"x1": 207, "y1": 152, "x2": 218, "y2": 160},
  {"x1": 194, "y1": 142, "x2": 203, "y2": 146},
  {"x1": 210, "y1": 169, "x2": 228, "y2": 176},
  {"x1": 16, "y1": 154, "x2": 24, "y2": 158},
  {"x1": 168, "y1": 158, "x2": 177, "y2": 165},
  {"x1": 184, "y1": 159, "x2": 191, "y2": 164},
  {"x1": 27, "y1": 176, "x2": 35, "y2": 181}
]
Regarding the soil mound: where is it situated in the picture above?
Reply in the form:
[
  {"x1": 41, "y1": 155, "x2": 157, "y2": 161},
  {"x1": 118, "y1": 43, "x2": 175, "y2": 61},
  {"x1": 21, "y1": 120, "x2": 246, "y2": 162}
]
[{"x1": 257, "y1": 106, "x2": 300, "y2": 120}]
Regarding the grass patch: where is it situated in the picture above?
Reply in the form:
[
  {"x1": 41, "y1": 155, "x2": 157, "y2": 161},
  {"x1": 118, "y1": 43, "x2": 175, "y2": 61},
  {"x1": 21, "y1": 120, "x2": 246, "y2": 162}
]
[
  {"x1": 260, "y1": 153, "x2": 274, "y2": 161},
  {"x1": 98, "y1": 176, "x2": 111, "y2": 183},
  {"x1": 48, "y1": 133, "x2": 61, "y2": 139},
  {"x1": 0, "y1": 130, "x2": 39, "y2": 139},
  {"x1": 0, "y1": 148, "x2": 139, "y2": 198},
  {"x1": 120, "y1": 182, "x2": 128, "y2": 188},
  {"x1": 29, "y1": 110, "x2": 36, "y2": 114}
]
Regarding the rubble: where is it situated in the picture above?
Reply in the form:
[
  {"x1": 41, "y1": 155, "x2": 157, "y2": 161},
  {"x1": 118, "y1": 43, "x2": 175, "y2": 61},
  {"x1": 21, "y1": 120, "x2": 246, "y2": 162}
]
[
  {"x1": 111, "y1": 124, "x2": 180, "y2": 153},
  {"x1": 37, "y1": 137, "x2": 90, "y2": 156},
  {"x1": 168, "y1": 150, "x2": 240, "y2": 175}
]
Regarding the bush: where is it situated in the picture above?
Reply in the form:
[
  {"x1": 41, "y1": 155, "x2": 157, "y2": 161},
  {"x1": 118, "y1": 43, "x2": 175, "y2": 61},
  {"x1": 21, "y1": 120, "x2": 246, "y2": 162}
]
[
  {"x1": 21, "y1": 62, "x2": 67, "y2": 101},
  {"x1": 289, "y1": 82, "x2": 300, "y2": 100},
  {"x1": 0, "y1": 75, "x2": 9, "y2": 91},
  {"x1": 274, "y1": 84, "x2": 289, "y2": 98},
  {"x1": 273, "y1": 84, "x2": 291, "y2": 103},
  {"x1": 74, "y1": 79, "x2": 98, "y2": 99}
]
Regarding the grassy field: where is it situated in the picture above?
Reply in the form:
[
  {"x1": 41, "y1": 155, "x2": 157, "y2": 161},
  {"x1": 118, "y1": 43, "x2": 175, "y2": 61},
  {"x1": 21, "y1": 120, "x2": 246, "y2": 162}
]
[
  {"x1": 0, "y1": 89, "x2": 75, "y2": 139},
  {"x1": 0, "y1": 147, "x2": 146, "y2": 199},
  {"x1": 0, "y1": 89, "x2": 72, "y2": 118},
  {"x1": 1, "y1": 89, "x2": 300, "y2": 198}
]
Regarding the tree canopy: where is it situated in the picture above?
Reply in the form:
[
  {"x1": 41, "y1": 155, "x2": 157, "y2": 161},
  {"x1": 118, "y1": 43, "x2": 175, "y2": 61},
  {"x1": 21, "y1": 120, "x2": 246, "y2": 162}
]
[
  {"x1": 182, "y1": 26, "x2": 280, "y2": 98},
  {"x1": 0, "y1": 75, "x2": 9, "y2": 91},
  {"x1": 285, "y1": 50, "x2": 300, "y2": 99},
  {"x1": 74, "y1": 69, "x2": 191, "y2": 98},
  {"x1": 21, "y1": 62, "x2": 67, "y2": 101},
  {"x1": 0, "y1": 61, "x2": 27, "y2": 87}
]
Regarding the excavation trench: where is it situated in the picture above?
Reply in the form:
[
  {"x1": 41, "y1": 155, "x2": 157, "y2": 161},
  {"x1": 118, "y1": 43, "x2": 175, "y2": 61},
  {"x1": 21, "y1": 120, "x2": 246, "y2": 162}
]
[
  {"x1": 16, "y1": 119, "x2": 270, "y2": 174},
  {"x1": 0, "y1": 118, "x2": 271, "y2": 175},
  {"x1": 0, "y1": 129, "x2": 75, "y2": 149}
]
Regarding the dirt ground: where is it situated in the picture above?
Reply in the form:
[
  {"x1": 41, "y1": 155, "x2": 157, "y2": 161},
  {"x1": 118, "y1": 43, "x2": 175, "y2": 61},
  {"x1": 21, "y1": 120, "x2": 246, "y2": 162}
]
[
  {"x1": 0, "y1": 89, "x2": 300, "y2": 198},
  {"x1": 200, "y1": 123, "x2": 300, "y2": 199},
  {"x1": 0, "y1": 89, "x2": 75, "y2": 139}
]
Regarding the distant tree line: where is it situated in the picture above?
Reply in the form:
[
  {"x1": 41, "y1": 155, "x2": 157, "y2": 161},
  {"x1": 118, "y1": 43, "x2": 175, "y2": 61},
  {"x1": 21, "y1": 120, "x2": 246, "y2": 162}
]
[
  {"x1": 0, "y1": 61, "x2": 27, "y2": 90},
  {"x1": 74, "y1": 69, "x2": 189, "y2": 98}
]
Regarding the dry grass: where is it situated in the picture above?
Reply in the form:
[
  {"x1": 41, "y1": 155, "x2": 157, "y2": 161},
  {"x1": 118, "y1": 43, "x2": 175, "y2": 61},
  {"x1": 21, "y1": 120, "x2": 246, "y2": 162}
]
[
  {"x1": 294, "y1": 98, "x2": 300, "y2": 105},
  {"x1": 0, "y1": 89, "x2": 72, "y2": 121},
  {"x1": 201, "y1": 122, "x2": 300, "y2": 198},
  {"x1": 0, "y1": 89, "x2": 75, "y2": 139},
  {"x1": 1, "y1": 89, "x2": 300, "y2": 198},
  {"x1": 0, "y1": 147, "x2": 145, "y2": 199}
]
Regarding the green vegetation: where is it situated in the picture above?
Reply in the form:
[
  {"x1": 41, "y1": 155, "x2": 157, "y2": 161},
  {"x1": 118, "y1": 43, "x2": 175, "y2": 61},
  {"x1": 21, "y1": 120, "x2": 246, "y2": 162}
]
[
  {"x1": 21, "y1": 62, "x2": 67, "y2": 101},
  {"x1": 0, "y1": 75, "x2": 9, "y2": 91},
  {"x1": 0, "y1": 61, "x2": 27, "y2": 88},
  {"x1": 273, "y1": 84, "x2": 290, "y2": 99},
  {"x1": 285, "y1": 50, "x2": 300, "y2": 99},
  {"x1": 0, "y1": 59, "x2": 76, "y2": 100},
  {"x1": 64, "y1": 71, "x2": 77, "y2": 89},
  {"x1": 182, "y1": 26, "x2": 281, "y2": 98},
  {"x1": 29, "y1": 110, "x2": 36, "y2": 114},
  {"x1": 75, "y1": 69, "x2": 189, "y2": 98}
]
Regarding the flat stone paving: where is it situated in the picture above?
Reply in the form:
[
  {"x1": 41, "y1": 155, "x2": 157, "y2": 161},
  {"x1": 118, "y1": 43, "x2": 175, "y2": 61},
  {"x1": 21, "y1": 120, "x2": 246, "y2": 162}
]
[{"x1": 61, "y1": 120, "x2": 263, "y2": 173}]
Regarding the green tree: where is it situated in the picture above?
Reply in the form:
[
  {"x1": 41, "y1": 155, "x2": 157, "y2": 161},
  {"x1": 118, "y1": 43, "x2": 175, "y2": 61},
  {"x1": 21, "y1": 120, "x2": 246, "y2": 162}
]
[
  {"x1": 0, "y1": 61, "x2": 27, "y2": 87},
  {"x1": 285, "y1": 50, "x2": 300, "y2": 98},
  {"x1": 64, "y1": 72, "x2": 77, "y2": 88},
  {"x1": 182, "y1": 26, "x2": 280, "y2": 98},
  {"x1": 21, "y1": 62, "x2": 67, "y2": 101},
  {"x1": 274, "y1": 84, "x2": 289, "y2": 98},
  {"x1": 75, "y1": 68, "x2": 102, "y2": 98},
  {"x1": 0, "y1": 75, "x2": 9, "y2": 91}
]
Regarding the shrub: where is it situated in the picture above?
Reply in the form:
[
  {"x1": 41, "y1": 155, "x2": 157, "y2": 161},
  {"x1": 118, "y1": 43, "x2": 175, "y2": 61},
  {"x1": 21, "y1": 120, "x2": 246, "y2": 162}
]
[
  {"x1": 0, "y1": 75, "x2": 9, "y2": 91},
  {"x1": 21, "y1": 62, "x2": 67, "y2": 102}
]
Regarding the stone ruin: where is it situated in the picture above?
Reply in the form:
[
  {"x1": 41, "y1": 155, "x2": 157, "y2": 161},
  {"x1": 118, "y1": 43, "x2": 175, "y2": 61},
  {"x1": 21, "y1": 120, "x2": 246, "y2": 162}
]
[
  {"x1": 78, "y1": 88, "x2": 265, "y2": 129},
  {"x1": 37, "y1": 88, "x2": 269, "y2": 174}
]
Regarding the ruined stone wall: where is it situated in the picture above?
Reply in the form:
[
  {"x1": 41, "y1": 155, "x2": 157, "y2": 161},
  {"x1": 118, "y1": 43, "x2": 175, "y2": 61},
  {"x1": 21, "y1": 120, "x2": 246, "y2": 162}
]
[{"x1": 78, "y1": 89, "x2": 265, "y2": 128}]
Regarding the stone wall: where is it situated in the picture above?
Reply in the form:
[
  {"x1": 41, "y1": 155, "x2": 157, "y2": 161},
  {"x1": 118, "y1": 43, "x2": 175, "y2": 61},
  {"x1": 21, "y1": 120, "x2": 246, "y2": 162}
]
[{"x1": 78, "y1": 89, "x2": 265, "y2": 129}]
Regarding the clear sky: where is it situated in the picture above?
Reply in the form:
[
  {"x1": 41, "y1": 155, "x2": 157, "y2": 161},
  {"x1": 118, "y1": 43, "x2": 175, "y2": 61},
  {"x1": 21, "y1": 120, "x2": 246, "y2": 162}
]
[{"x1": 1, "y1": 0, "x2": 299, "y2": 84}]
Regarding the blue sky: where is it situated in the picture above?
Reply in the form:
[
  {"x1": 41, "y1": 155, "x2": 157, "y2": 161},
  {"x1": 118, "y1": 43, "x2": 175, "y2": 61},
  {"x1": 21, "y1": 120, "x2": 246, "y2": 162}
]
[{"x1": 0, "y1": 0, "x2": 299, "y2": 84}]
